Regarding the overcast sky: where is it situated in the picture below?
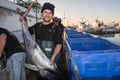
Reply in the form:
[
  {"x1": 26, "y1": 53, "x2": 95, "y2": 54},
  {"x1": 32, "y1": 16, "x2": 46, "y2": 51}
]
[{"x1": 38, "y1": 0, "x2": 120, "y2": 24}]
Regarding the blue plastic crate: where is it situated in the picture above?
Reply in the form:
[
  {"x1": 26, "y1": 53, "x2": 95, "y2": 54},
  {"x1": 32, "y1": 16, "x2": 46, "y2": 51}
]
[
  {"x1": 114, "y1": 53, "x2": 120, "y2": 77},
  {"x1": 70, "y1": 50, "x2": 120, "y2": 80},
  {"x1": 70, "y1": 58, "x2": 82, "y2": 80},
  {"x1": 65, "y1": 38, "x2": 120, "y2": 80},
  {"x1": 65, "y1": 29, "x2": 82, "y2": 34},
  {"x1": 66, "y1": 38, "x2": 120, "y2": 52},
  {"x1": 66, "y1": 34, "x2": 93, "y2": 38}
]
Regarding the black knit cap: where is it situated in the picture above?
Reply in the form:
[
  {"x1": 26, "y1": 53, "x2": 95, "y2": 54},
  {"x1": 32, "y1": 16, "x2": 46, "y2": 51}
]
[{"x1": 41, "y1": 2, "x2": 55, "y2": 15}]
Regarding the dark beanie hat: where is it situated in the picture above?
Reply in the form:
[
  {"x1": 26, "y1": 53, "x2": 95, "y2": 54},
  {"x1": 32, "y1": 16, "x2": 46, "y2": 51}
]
[{"x1": 41, "y1": 2, "x2": 55, "y2": 15}]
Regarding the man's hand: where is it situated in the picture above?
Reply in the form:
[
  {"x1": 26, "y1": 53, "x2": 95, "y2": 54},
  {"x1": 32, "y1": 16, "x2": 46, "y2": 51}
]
[
  {"x1": 19, "y1": 15, "x2": 27, "y2": 22},
  {"x1": 50, "y1": 56, "x2": 55, "y2": 65},
  {"x1": 0, "y1": 34, "x2": 7, "y2": 58}
]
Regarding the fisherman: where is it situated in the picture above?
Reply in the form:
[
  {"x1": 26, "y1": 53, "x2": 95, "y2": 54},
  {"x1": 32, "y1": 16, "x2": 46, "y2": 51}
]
[
  {"x1": 0, "y1": 27, "x2": 26, "y2": 80},
  {"x1": 20, "y1": 2, "x2": 63, "y2": 80}
]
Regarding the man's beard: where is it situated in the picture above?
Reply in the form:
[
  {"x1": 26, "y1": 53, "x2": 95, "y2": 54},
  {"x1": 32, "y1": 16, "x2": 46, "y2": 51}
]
[{"x1": 43, "y1": 18, "x2": 51, "y2": 22}]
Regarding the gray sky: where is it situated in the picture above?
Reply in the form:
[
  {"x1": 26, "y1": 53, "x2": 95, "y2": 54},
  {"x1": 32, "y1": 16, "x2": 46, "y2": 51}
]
[{"x1": 38, "y1": 0, "x2": 120, "y2": 24}]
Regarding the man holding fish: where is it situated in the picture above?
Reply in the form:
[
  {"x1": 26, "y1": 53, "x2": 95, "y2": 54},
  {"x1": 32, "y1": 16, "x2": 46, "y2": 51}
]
[{"x1": 20, "y1": 2, "x2": 63, "y2": 80}]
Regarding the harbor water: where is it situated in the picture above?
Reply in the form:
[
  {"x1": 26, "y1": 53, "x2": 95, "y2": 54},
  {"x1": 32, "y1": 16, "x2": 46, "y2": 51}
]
[{"x1": 100, "y1": 33, "x2": 120, "y2": 38}]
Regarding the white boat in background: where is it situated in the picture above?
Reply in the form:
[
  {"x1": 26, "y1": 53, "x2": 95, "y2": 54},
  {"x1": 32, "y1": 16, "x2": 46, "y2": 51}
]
[
  {"x1": 76, "y1": 20, "x2": 93, "y2": 32},
  {"x1": 0, "y1": 0, "x2": 41, "y2": 43},
  {"x1": 77, "y1": 19, "x2": 117, "y2": 34},
  {"x1": 77, "y1": 22, "x2": 92, "y2": 31},
  {"x1": 100, "y1": 25, "x2": 116, "y2": 33}
]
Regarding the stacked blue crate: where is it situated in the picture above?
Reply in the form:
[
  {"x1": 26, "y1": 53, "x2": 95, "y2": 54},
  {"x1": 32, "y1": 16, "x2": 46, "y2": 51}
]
[
  {"x1": 65, "y1": 29, "x2": 82, "y2": 34},
  {"x1": 65, "y1": 29, "x2": 96, "y2": 80},
  {"x1": 114, "y1": 53, "x2": 120, "y2": 80},
  {"x1": 65, "y1": 29, "x2": 93, "y2": 39},
  {"x1": 66, "y1": 37, "x2": 120, "y2": 80},
  {"x1": 66, "y1": 34, "x2": 93, "y2": 38},
  {"x1": 66, "y1": 38, "x2": 120, "y2": 52},
  {"x1": 65, "y1": 29, "x2": 83, "y2": 80},
  {"x1": 71, "y1": 50, "x2": 120, "y2": 80}
]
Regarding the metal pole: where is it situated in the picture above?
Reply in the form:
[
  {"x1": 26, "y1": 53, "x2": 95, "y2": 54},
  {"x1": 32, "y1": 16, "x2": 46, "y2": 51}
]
[{"x1": 35, "y1": 0, "x2": 38, "y2": 23}]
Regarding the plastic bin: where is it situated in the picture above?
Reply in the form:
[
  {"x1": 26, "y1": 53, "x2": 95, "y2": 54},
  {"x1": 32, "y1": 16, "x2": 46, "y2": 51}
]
[
  {"x1": 114, "y1": 53, "x2": 120, "y2": 80},
  {"x1": 70, "y1": 51, "x2": 120, "y2": 80},
  {"x1": 65, "y1": 38, "x2": 120, "y2": 80},
  {"x1": 66, "y1": 38, "x2": 120, "y2": 52},
  {"x1": 65, "y1": 29, "x2": 82, "y2": 34},
  {"x1": 66, "y1": 34, "x2": 93, "y2": 38}
]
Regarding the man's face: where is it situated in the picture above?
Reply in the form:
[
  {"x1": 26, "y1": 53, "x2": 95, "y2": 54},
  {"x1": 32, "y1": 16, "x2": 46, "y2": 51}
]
[{"x1": 42, "y1": 9, "x2": 53, "y2": 22}]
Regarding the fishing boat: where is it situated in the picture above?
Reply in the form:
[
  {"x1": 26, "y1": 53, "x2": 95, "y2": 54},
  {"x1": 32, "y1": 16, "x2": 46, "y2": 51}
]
[
  {"x1": 0, "y1": 1, "x2": 69, "y2": 80},
  {"x1": 0, "y1": 0, "x2": 41, "y2": 43},
  {"x1": 0, "y1": 0, "x2": 43, "y2": 79},
  {"x1": 77, "y1": 19, "x2": 117, "y2": 35}
]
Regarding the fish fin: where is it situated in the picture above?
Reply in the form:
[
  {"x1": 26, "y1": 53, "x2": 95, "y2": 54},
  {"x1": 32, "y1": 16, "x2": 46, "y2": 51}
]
[
  {"x1": 42, "y1": 68, "x2": 62, "y2": 80},
  {"x1": 20, "y1": 62, "x2": 39, "y2": 71},
  {"x1": 43, "y1": 67, "x2": 59, "y2": 76}
]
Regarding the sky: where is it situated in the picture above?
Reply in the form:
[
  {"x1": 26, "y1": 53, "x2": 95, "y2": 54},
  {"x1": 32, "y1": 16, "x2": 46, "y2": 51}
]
[{"x1": 38, "y1": 0, "x2": 120, "y2": 25}]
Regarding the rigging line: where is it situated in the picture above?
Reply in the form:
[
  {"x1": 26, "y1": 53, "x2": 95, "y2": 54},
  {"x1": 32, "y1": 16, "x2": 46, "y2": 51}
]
[
  {"x1": 17, "y1": 1, "x2": 34, "y2": 50},
  {"x1": 32, "y1": 0, "x2": 38, "y2": 41}
]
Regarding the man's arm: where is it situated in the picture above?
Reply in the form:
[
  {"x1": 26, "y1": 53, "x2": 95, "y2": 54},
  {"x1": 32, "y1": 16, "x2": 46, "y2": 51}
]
[
  {"x1": 0, "y1": 33, "x2": 7, "y2": 57},
  {"x1": 50, "y1": 44, "x2": 62, "y2": 65},
  {"x1": 19, "y1": 16, "x2": 35, "y2": 35}
]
